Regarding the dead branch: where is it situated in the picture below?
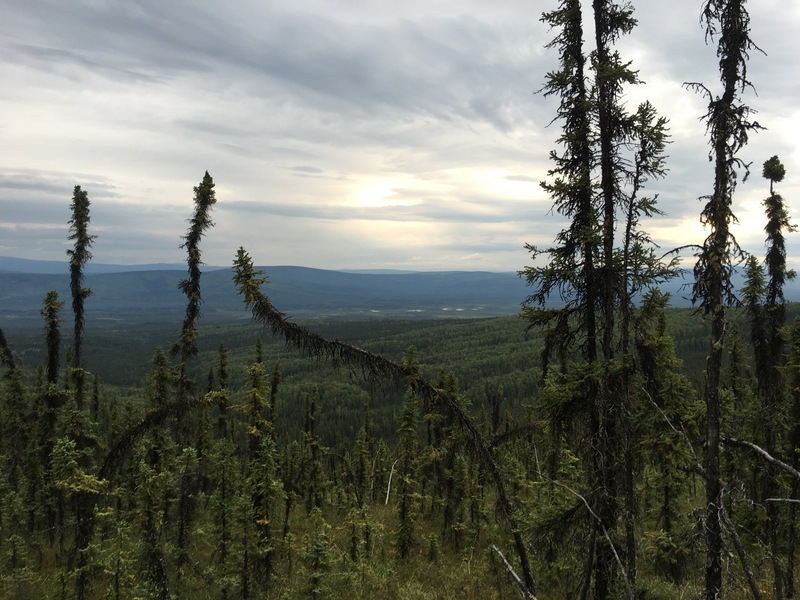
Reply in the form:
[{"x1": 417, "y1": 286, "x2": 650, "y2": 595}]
[
  {"x1": 547, "y1": 479, "x2": 635, "y2": 600},
  {"x1": 721, "y1": 505, "x2": 763, "y2": 600},
  {"x1": 642, "y1": 386, "x2": 705, "y2": 476},
  {"x1": 722, "y1": 436, "x2": 800, "y2": 480},
  {"x1": 385, "y1": 459, "x2": 398, "y2": 505},
  {"x1": 492, "y1": 544, "x2": 537, "y2": 600}
]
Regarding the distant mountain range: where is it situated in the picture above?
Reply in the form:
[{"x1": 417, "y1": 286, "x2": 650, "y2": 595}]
[
  {"x1": 0, "y1": 256, "x2": 228, "y2": 275},
  {"x1": 1, "y1": 256, "x2": 794, "y2": 326},
  {"x1": 0, "y1": 257, "x2": 531, "y2": 324}
]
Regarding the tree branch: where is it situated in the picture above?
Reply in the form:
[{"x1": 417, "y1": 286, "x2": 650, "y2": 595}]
[
  {"x1": 720, "y1": 504, "x2": 763, "y2": 600},
  {"x1": 492, "y1": 544, "x2": 538, "y2": 600},
  {"x1": 385, "y1": 459, "x2": 398, "y2": 506},
  {"x1": 722, "y1": 435, "x2": 800, "y2": 480},
  {"x1": 547, "y1": 479, "x2": 635, "y2": 600}
]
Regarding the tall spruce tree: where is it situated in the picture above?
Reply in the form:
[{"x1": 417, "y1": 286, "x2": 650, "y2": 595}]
[
  {"x1": 742, "y1": 155, "x2": 794, "y2": 597},
  {"x1": 523, "y1": 0, "x2": 596, "y2": 374},
  {"x1": 619, "y1": 102, "x2": 673, "y2": 589},
  {"x1": 137, "y1": 348, "x2": 174, "y2": 600},
  {"x1": 172, "y1": 171, "x2": 217, "y2": 573},
  {"x1": 174, "y1": 171, "x2": 217, "y2": 372},
  {"x1": 523, "y1": 1, "x2": 670, "y2": 596},
  {"x1": 67, "y1": 185, "x2": 95, "y2": 411},
  {"x1": 241, "y1": 350, "x2": 281, "y2": 590},
  {"x1": 762, "y1": 155, "x2": 794, "y2": 599},
  {"x1": 66, "y1": 185, "x2": 97, "y2": 600},
  {"x1": 685, "y1": 1, "x2": 763, "y2": 596}
]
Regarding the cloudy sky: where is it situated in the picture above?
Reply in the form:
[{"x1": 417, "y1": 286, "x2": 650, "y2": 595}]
[{"x1": 1, "y1": 0, "x2": 799, "y2": 272}]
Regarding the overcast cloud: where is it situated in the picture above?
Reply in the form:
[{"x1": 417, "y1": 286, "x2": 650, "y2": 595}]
[{"x1": 1, "y1": 0, "x2": 799, "y2": 272}]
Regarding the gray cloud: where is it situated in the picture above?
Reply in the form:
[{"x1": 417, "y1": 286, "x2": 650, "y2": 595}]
[
  {"x1": 1, "y1": 0, "x2": 798, "y2": 274},
  {"x1": 289, "y1": 166, "x2": 325, "y2": 175},
  {"x1": 220, "y1": 193, "x2": 542, "y2": 224},
  {"x1": 0, "y1": 170, "x2": 121, "y2": 200}
]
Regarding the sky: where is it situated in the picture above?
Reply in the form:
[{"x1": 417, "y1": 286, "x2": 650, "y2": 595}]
[{"x1": 1, "y1": 0, "x2": 799, "y2": 273}]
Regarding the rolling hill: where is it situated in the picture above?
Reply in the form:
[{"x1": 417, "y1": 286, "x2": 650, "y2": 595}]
[{"x1": 0, "y1": 258, "x2": 530, "y2": 324}]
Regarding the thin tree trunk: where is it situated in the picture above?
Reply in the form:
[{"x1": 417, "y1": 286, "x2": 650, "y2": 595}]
[
  {"x1": 579, "y1": 529, "x2": 597, "y2": 600},
  {"x1": 705, "y1": 317, "x2": 724, "y2": 599},
  {"x1": 789, "y1": 479, "x2": 797, "y2": 597}
]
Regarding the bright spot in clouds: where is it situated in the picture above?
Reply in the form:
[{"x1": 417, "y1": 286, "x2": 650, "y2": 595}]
[{"x1": 354, "y1": 182, "x2": 412, "y2": 208}]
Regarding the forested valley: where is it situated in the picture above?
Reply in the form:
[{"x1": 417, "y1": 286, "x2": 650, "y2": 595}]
[{"x1": 2, "y1": 0, "x2": 799, "y2": 598}]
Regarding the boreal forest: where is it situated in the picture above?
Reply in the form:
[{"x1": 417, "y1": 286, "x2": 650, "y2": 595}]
[{"x1": 1, "y1": 0, "x2": 798, "y2": 598}]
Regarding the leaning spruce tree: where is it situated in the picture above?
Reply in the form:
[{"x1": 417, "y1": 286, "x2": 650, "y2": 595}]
[
  {"x1": 685, "y1": 0, "x2": 762, "y2": 596},
  {"x1": 232, "y1": 247, "x2": 537, "y2": 596}
]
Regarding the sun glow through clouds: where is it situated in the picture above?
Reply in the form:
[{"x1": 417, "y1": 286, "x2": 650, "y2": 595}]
[{"x1": 355, "y1": 182, "x2": 414, "y2": 208}]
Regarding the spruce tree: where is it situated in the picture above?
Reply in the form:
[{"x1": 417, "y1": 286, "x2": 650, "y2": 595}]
[
  {"x1": 635, "y1": 290, "x2": 698, "y2": 584},
  {"x1": 174, "y1": 170, "x2": 216, "y2": 377},
  {"x1": 0, "y1": 332, "x2": 26, "y2": 489},
  {"x1": 742, "y1": 155, "x2": 794, "y2": 597},
  {"x1": 0, "y1": 332, "x2": 31, "y2": 596},
  {"x1": 685, "y1": 1, "x2": 763, "y2": 595},
  {"x1": 396, "y1": 387, "x2": 419, "y2": 560},
  {"x1": 41, "y1": 290, "x2": 64, "y2": 388},
  {"x1": 134, "y1": 348, "x2": 175, "y2": 600},
  {"x1": 302, "y1": 387, "x2": 324, "y2": 514},
  {"x1": 37, "y1": 291, "x2": 67, "y2": 549},
  {"x1": 67, "y1": 185, "x2": 95, "y2": 411},
  {"x1": 66, "y1": 185, "x2": 98, "y2": 600},
  {"x1": 522, "y1": 0, "x2": 597, "y2": 374},
  {"x1": 523, "y1": 1, "x2": 670, "y2": 595},
  {"x1": 172, "y1": 171, "x2": 217, "y2": 573}
]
